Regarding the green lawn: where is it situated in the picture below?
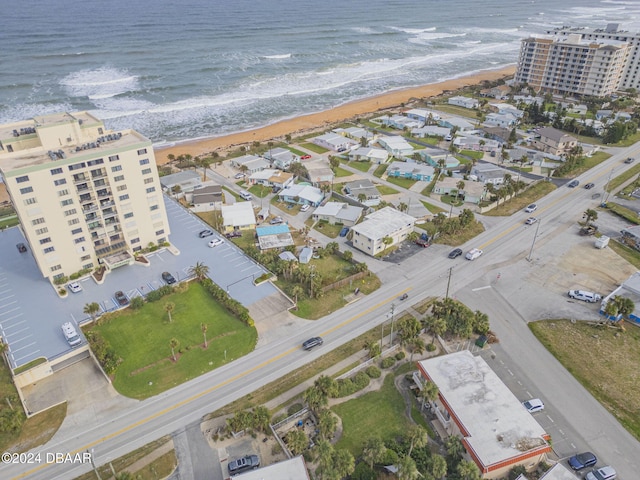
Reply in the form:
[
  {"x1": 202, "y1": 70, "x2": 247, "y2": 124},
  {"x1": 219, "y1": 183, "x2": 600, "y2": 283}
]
[
  {"x1": 0, "y1": 216, "x2": 19, "y2": 230},
  {"x1": 420, "y1": 201, "x2": 446, "y2": 214},
  {"x1": 602, "y1": 202, "x2": 640, "y2": 225},
  {"x1": 482, "y1": 181, "x2": 557, "y2": 216},
  {"x1": 300, "y1": 142, "x2": 329, "y2": 154},
  {"x1": 606, "y1": 163, "x2": 640, "y2": 192},
  {"x1": 431, "y1": 104, "x2": 479, "y2": 119},
  {"x1": 334, "y1": 167, "x2": 352, "y2": 177},
  {"x1": 90, "y1": 282, "x2": 257, "y2": 399},
  {"x1": 373, "y1": 164, "x2": 389, "y2": 178},
  {"x1": 345, "y1": 160, "x2": 372, "y2": 172},
  {"x1": 333, "y1": 373, "x2": 412, "y2": 455},
  {"x1": 460, "y1": 150, "x2": 484, "y2": 160},
  {"x1": 248, "y1": 184, "x2": 271, "y2": 198},
  {"x1": 386, "y1": 176, "x2": 417, "y2": 190},
  {"x1": 313, "y1": 220, "x2": 343, "y2": 238},
  {"x1": 608, "y1": 238, "x2": 640, "y2": 269},
  {"x1": 377, "y1": 185, "x2": 399, "y2": 195}
]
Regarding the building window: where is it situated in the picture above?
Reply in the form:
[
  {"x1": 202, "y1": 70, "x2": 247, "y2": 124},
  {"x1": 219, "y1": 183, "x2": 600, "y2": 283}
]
[
  {"x1": 51, "y1": 265, "x2": 62, "y2": 273},
  {"x1": 58, "y1": 189, "x2": 69, "y2": 196},
  {"x1": 133, "y1": 246, "x2": 142, "y2": 252},
  {"x1": 68, "y1": 162, "x2": 86, "y2": 171},
  {"x1": 50, "y1": 168, "x2": 63, "y2": 175},
  {"x1": 87, "y1": 158, "x2": 104, "y2": 166},
  {"x1": 137, "y1": 148, "x2": 147, "y2": 155},
  {"x1": 114, "y1": 175, "x2": 125, "y2": 182},
  {"x1": 68, "y1": 218, "x2": 80, "y2": 225},
  {"x1": 109, "y1": 155, "x2": 120, "y2": 162},
  {"x1": 119, "y1": 194, "x2": 129, "y2": 201},
  {"x1": 39, "y1": 237, "x2": 51, "y2": 245},
  {"x1": 32, "y1": 217, "x2": 45, "y2": 226},
  {"x1": 24, "y1": 197, "x2": 37, "y2": 205},
  {"x1": 44, "y1": 246, "x2": 55, "y2": 254},
  {"x1": 117, "y1": 185, "x2": 127, "y2": 192},
  {"x1": 64, "y1": 208, "x2": 77, "y2": 216},
  {"x1": 83, "y1": 263, "x2": 93, "y2": 270},
  {"x1": 139, "y1": 158, "x2": 150, "y2": 166},
  {"x1": 54, "y1": 178, "x2": 67, "y2": 186},
  {"x1": 71, "y1": 227, "x2": 83, "y2": 235},
  {"x1": 155, "y1": 229, "x2": 165, "y2": 235},
  {"x1": 81, "y1": 255, "x2": 91, "y2": 261},
  {"x1": 16, "y1": 175, "x2": 29, "y2": 183},
  {"x1": 150, "y1": 205, "x2": 159, "y2": 211},
  {"x1": 131, "y1": 237, "x2": 140, "y2": 244},
  {"x1": 20, "y1": 186, "x2": 33, "y2": 194},
  {"x1": 141, "y1": 168, "x2": 152, "y2": 175},
  {"x1": 111, "y1": 165, "x2": 122, "y2": 172},
  {"x1": 74, "y1": 237, "x2": 85, "y2": 244},
  {"x1": 61, "y1": 199, "x2": 74, "y2": 206},
  {"x1": 146, "y1": 187, "x2": 156, "y2": 193},
  {"x1": 144, "y1": 177, "x2": 154, "y2": 184},
  {"x1": 35, "y1": 227, "x2": 49, "y2": 235},
  {"x1": 124, "y1": 212, "x2": 134, "y2": 219}
]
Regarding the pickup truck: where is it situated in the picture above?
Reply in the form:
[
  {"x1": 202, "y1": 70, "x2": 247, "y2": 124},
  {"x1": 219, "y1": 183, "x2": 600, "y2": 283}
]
[{"x1": 579, "y1": 225, "x2": 598, "y2": 236}]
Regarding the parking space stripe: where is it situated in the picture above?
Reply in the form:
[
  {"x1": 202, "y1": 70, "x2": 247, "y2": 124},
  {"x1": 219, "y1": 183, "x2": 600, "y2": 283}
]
[
  {"x1": 11, "y1": 342, "x2": 37, "y2": 353},
  {"x1": 5, "y1": 327, "x2": 30, "y2": 338},
  {"x1": 7, "y1": 334, "x2": 33, "y2": 344},
  {"x1": 14, "y1": 350, "x2": 41, "y2": 362},
  {"x1": 0, "y1": 304, "x2": 20, "y2": 315},
  {"x1": 1, "y1": 315, "x2": 25, "y2": 326}
]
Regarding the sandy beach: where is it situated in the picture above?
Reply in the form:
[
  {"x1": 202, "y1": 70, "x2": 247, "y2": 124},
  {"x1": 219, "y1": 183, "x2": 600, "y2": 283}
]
[{"x1": 155, "y1": 65, "x2": 515, "y2": 165}]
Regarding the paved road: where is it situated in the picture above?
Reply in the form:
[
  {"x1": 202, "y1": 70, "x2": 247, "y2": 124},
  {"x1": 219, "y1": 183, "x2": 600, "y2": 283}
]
[{"x1": 4, "y1": 142, "x2": 640, "y2": 479}]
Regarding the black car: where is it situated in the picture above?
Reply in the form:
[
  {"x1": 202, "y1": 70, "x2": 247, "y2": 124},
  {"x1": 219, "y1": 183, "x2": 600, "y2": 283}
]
[
  {"x1": 162, "y1": 272, "x2": 176, "y2": 284},
  {"x1": 16, "y1": 243, "x2": 27, "y2": 253},
  {"x1": 399, "y1": 293, "x2": 409, "y2": 300},
  {"x1": 568, "y1": 452, "x2": 597, "y2": 471},
  {"x1": 568, "y1": 180, "x2": 579, "y2": 188},
  {"x1": 114, "y1": 291, "x2": 129, "y2": 306},
  {"x1": 624, "y1": 157, "x2": 635, "y2": 164},
  {"x1": 198, "y1": 229, "x2": 214, "y2": 238},
  {"x1": 228, "y1": 455, "x2": 260, "y2": 475},
  {"x1": 584, "y1": 183, "x2": 595, "y2": 189},
  {"x1": 302, "y1": 336, "x2": 323, "y2": 350},
  {"x1": 448, "y1": 248, "x2": 463, "y2": 259},
  {"x1": 225, "y1": 231, "x2": 242, "y2": 239}
]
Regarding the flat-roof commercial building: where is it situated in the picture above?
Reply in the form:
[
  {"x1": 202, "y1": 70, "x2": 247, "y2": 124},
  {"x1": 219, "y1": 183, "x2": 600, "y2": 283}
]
[
  {"x1": 233, "y1": 456, "x2": 310, "y2": 480},
  {"x1": 417, "y1": 351, "x2": 551, "y2": 479},
  {"x1": 350, "y1": 206, "x2": 415, "y2": 256},
  {"x1": 0, "y1": 112, "x2": 170, "y2": 282}
]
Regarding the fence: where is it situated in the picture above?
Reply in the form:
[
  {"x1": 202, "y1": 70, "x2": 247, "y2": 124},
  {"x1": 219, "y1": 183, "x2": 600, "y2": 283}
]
[{"x1": 321, "y1": 271, "x2": 368, "y2": 294}]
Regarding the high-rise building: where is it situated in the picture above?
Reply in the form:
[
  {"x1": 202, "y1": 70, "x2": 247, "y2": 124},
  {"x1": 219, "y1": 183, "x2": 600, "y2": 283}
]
[
  {"x1": 546, "y1": 24, "x2": 640, "y2": 91},
  {"x1": 0, "y1": 112, "x2": 171, "y2": 282},
  {"x1": 514, "y1": 33, "x2": 630, "y2": 97}
]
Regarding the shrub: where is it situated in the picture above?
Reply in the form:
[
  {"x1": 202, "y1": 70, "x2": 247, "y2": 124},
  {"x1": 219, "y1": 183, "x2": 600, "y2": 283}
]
[
  {"x1": 58, "y1": 288, "x2": 67, "y2": 296},
  {"x1": 395, "y1": 351, "x2": 405, "y2": 360},
  {"x1": 334, "y1": 371, "x2": 370, "y2": 397},
  {"x1": 53, "y1": 276, "x2": 69, "y2": 286},
  {"x1": 426, "y1": 343, "x2": 437, "y2": 352},
  {"x1": 352, "y1": 462, "x2": 376, "y2": 480},
  {"x1": 366, "y1": 365, "x2": 381, "y2": 378},
  {"x1": 381, "y1": 356, "x2": 396, "y2": 369},
  {"x1": 130, "y1": 297, "x2": 145, "y2": 310}
]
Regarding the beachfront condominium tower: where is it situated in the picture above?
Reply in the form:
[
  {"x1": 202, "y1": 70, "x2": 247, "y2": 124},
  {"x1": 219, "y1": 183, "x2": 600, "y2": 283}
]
[
  {"x1": 514, "y1": 33, "x2": 630, "y2": 97},
  {"x1": 0, "y1": 112, "x2": 170, "y2": 282},
  {"x1": 546, "y1": 24, "x2": 640, "y2": 91}
]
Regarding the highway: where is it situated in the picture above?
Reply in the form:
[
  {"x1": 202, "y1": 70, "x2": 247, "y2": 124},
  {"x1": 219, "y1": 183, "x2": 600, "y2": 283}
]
[{"x1": 3, "y1": 142, "x2": 640, "y2": 479}]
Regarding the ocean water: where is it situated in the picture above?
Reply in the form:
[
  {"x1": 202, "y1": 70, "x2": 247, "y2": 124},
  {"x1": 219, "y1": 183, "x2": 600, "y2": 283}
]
[{"x1": 2, "y1": 0, "x2": 639, "y2": 147}]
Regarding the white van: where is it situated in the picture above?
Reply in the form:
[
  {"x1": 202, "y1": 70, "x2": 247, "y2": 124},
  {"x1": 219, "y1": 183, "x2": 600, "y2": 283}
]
[
  {"x1": 61, "y1": 322, "x2": 82, "y2": 346},
  {"x1": 239, "y1": 190, "x2": 252, "y2": 201},
  {"x1": 568, "y1": 290, "x2": 601, "y2": 303}
]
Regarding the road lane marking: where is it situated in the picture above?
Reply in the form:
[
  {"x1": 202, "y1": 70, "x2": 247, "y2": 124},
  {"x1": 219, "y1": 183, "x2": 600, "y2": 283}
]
[{"x1": 471, "y1": 286, "x2": 491, "y2": 291}]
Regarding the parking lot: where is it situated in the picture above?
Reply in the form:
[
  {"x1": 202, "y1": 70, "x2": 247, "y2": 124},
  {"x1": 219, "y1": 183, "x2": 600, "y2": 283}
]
[{"x1": 0, "y1": 195, "x2": 279, "y2": 370}]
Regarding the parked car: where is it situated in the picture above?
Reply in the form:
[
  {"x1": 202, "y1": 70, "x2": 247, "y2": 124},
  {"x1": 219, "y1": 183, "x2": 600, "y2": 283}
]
[
  {"x1": 624, "y1": 157, "x2": 635, "y2": 164},
  {"x1": 208, "y1": 238, "x2": 224, "y2": 248},
  {"x1": 302, "y1": 336, "x2": 323, "y2": 350},
  {"x1": 339, "y1": 227, "x2": 350, "y2": 237},
  {"x1": 300, "y1": 154, "x2": 312, "y2": 160},
  {"x1": 61, "y1": 322, "x2": 82, "y2": 346},
  {"x1": 199, "y1": 229, "x2": 214, "y2": 238},
  {"x1": 525, "y1": 217, "x2": 538, "y2": 225},
  {"x1": 162, "y1": 272, "x2": 176, "y2": 285},
  {"x1": 568, "y1": 180, "x2": 580, "y2": 188},
  {"x1": 568, "y1": 289, "x2": 601, "y2": 303},
  {"x1": 300, "y1": 204, "x2": 310, "y2": 212},
  {"x1": 225, "y1": 231, "x2": 242, "y2": 239},
  {"x1": 525, "y1": 203, "x2": 537, "y2": 213},
  {"x1": 465, "y1": 248, "x2": 483, "y2": 260},
  {"x1": 269, "y1": 216, "x2": 283, "y2": 225},
  {"x1": 522, "y1": 398, "x2": 544, "y2": 413},
  {"x1": 67, "y1": 282, "x2": 83, "y2": 293},
  {"x1": 584, "y1": 466, "x2": 617, "y2": 480},
  {"x1": 568, "y1": 452, "x2": 597, "y2": 471},
  {"x1": 234, "y1": 172, "x2": 245, "y2": 179},
  {"x1": 448, "y1": 248, "x2": 463, "y2": 259},
  {"x1": 228, "y1": 455, "x2": 260, "y2": 475},
  {"x1": 584, "y1": 182, "x2": 595, "y2": 189},
  {"x1": 115, "y1": 291, "x2": 129, "y2": 306},
  {"x1": 16, "y1": 243, "x2": 27, "y2": 253}
]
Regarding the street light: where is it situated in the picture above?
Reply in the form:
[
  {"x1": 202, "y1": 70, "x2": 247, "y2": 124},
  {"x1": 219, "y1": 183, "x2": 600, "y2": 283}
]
[{"x1": 527, "y1": 218, "x2": 541, "y2": 262}]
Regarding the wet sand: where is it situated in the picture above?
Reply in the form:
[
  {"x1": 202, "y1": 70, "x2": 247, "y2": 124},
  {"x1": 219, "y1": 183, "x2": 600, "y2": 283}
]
[{"x1": 155, "y1": 65, "x2": 515, "y2": 164}]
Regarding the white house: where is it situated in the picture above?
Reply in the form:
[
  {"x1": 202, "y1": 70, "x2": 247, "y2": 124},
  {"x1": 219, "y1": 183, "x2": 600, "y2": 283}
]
[
  {"x1": 344, "y1": 179, "x2": 381, "y2": 206},
  {"x1": 448, "y1": 96, "x2": 479, "y2": 109},
  {"x1": 312, "y1": 201, "x2": 363, "y2": 226},
  {"x1": 350, "y1": 206, "x2": 415, "y2": 256},
  {"x1": 489, "y1": 103, "x2": 524, "y2": 118},
  {"x1": 483, "y1": 112, "x2": 519, "y2": 128},
  {"x1": 383, "y1": 114, "x2": 423, "y2": 130},
  {"x1": 160, "y1": 170, "x2": 202, "y2": 193},
  {"x1": 306, "y1": 165, "x2": 335, "y2": 185},
  {"x1": 312, "y1": 132, "x2": 358, "y2": 152},
  {"x1": 454, "y1": 134, "x2": 500, "y2": 152},
  {"x1": 411, "y1": 125, "x2": 451, "y2": 138},
  {"x1": 230, "y1": 154, "x2": 270, "y2": 174},
  {"x1": 348, "y1": 147, "x2": 389, "y2": 164},
  {"x1": 377, "y1": 135, "x2": 414, "y2": 158},
  {"x1": 191, "y1": 185, "x2": 223, "y2": 212},
  {"x1": 248, "y1": 169, "x2": 294, "y2": 189},
  {"x1": 433, "y1": 176, "x2": 485, "y2": 204},
  {"x1": 221, "y1": 201, "x2": 256, "y2": 233},
  {"x1": 471, "y1": 163, "x2": 508, "y2": 185},
  {"x1": 438, "y1": 116, "x2": 475, "y2": 132},
  {"x1": 335, "y1": 127, "x2": 374, "y2": 142},
  {"x1": 232, "y1": 456, "x2": 310, "y2": 480},
  {"x1": 264, "y1": 147, "x2": 298, "y2": 170},
  {"x1": 278, "y1": 184, "x2": 325, "y2": 206},
  {"x1": 405, "y1": 108, "x2": 441, "y2": 123}
]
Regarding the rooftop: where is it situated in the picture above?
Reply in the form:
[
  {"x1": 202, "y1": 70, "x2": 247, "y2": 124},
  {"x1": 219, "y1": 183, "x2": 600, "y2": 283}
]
[
  {"x1": 221, "y1": 201, "x2": 256, "y2": 227},
  {"x1": 351, "y1": 206, "x2": 415, "y2": 239},
  {"x1": 232, "y1": 456, "x2": 310, "y2": 480}
]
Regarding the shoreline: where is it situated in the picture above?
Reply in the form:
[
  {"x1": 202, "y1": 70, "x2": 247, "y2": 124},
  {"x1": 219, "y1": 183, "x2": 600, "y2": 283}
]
[{"x1": 155, "y1": 64, "x2": 516, "y2": 165}]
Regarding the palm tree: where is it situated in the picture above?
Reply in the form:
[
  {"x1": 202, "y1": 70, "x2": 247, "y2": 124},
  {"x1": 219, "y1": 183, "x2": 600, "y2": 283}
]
[
  {"x1": 315, "y1": 439, "x2": 334, "y2": 475},
  {"x1": 358, "y1": 193, "x2": 367, "y2": 203},
  {"x1": 317, "y1": 409, "x2": 338, "y2": 440},
  {"x1": 364, "y1": 339, "x2": 381, "y2": 359},
  {"x1": 398, "y1": 202, "x2": 408, "y2": 213},
  {"x1": 419, "y1": 380, "x2": 439, "y2": 411},
  {"x1": 169, "y1": 338, "x2": 179, "y2": 362},
  {"x1": 614, "y1": 295, "x2": 635, "y2": 320},
  {"x1": 332, "y1": 449, "x2": 355, "y2": 479},
  {"x1": 362, "y1": 437, "x2": 386, "y2": 469},
  {"x1": 445, "y1": 435, "x2": 465, "y2": 461},
  {"x1": 429, "y1": 454, "x2": 447, "y2": 480},
  {"x1": 201, "y1": 322, "x2": 208, "y2": 348},
  {"x1": 198, "y1": 157, "x2": 213, "y2": 181},
  {"x1": 583, "y1": 209, "x2": 598, "y2": 226},
  {"x1": 406, "y1": 424, "x2": 428, "y2": 456},
  {"x1": 164, "y1": 302, "x2": 175, "y2": 323},
  {"x1": 285, "y1": 429, "x2": 307, "y2": 456},
  {"x1": 456, "y1": 180, "x2": 465, "y2": 200},
  {"x1": 291, "y1": 285, "x2": 304, "y2": 305},
  {"x1": 188, "y1": 262, "x2": 210, "y2": 281},
  {"x1": 424, "y1": 315, "x2": 447, "y2": 344},
  {"x1": 456, "y1": 460, "x2": 481, "y2": 480},
  {"x1": 397, "y1": 455, "x2": 420, "y2": 480},
  {"x1": 83, "y1": 302, "x2": 101, "y2": 322}
]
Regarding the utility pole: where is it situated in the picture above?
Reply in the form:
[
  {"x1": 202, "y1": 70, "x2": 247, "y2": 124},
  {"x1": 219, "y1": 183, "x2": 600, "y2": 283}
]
[
  {"x1": 603, "y1": 168, "x2": 614, "y2": 204},
  {"x1": 389, "y1": 303, "x2": 396, "y2": 346},
  {"x1": 445, "y1": 267, "x2": 453, "y2": 300},
  {"x1": 527, "y1": 218, "x2": 542, "y2": 262}
]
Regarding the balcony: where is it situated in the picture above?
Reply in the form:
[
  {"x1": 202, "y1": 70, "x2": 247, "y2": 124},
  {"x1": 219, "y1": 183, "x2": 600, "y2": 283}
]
[
  {"x1": 100, "y1": 201, "x2": 114, "y2": 209},
  {"x1": 83, "y1": 204, "x2": 98, "y2": 213},
  {"x1": 85, "y1": 213, "x2": 98, "y2": 222},
  {"x1": 76, "y1": 184, "x2": 90, "y2": 193},
  {"x1": 88, "y1": 222, "x2": 103, "y2": 231},
  {"x1": 73, "y1": 175, "x2": 89, "y2": 185},
  {"x1": 91, "y1": 170, "x2": 107, "y2": 180},
  {"x1": 97, "y1": 189, "x2": 112, "y2": 199},
  {"x1": 79, "y1": 194, "x2": 95, "y2": 204},
  {"x1": 102, "y1": 209, "x2": 118, "y2": 219}
]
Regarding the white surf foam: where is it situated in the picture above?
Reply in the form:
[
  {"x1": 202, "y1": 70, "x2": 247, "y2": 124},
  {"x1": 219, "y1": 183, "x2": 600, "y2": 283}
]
[
  {"x1": 263, "y1": 54, "x2": 292, "y2": 59},
  {"x1": 60, "y1": 67, "x2": 139, "y2": 101}
]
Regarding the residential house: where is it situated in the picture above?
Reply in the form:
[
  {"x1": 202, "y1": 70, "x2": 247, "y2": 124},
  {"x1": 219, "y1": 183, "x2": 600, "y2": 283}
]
[
  {"x1": 312, "y1": 132, "x2": 358, "y2": 152},
  {"x1": 480, "y1": 126, "x2": 511, "y2": 145},
  {"x1": 350, "y1": 206, "x2": 415, "y2": 256},
  {"x1": 377, "y1": 135, "x2": 414, "y2": 158},
  {"x1": 512, "y1": 95, "x2": 544, "y2": 106},
  {"x1": 348, "y1": 147, "x2": 389, "y2": 164},
  {"x1": 298, "y1": 247, "x2": 313, "y2": 264},
  {"x1": 481, "y1": 84, "x2": 511, "y2": 99},
  {"x1": 433, "y1": 176, "x2": 485, "y2": 204},
  {"x1": 344, "y1": 179, "x2": 381, "y2": 206},
  {"x1": 312, "y1": 201, "x2": 363, "y2": 226},
  {"x1": 438, "y1": 116, "x2": 474, "y2": 132},
  {"x1": 488, "y1": 103, "x2": 522, "y2": 118},
  {"x1": 387, "y1": 161, "x2": 434, "y2": 181},
  {"x1": 256, "y1": 224, "x2": 294, "y2": 250},
  {"x1": 264, "y1": 147, "x2": 298, "y2": 170},
  {"x1": 448, "y1": 96, "x2": 479, "y2": 109},
  {"x1": 220, "y1": 201, "x2": 256, "y2": 233},
  {"x1": 335, "y1": 126, "x2": 374, "y2": 143},
  {"x1": 417, "y1": 351, "x2": 551, "y2": 479},
  {"x1": 411, "y1": 125, "x2": 451, "y2": 139},
  {"x1": 418, "y1": 150, "x2": 460, "y2": 169},
  {"x1": 306, "y1": 166, "x2": 335, "y2": 186},
  {"x1": 160, "y1": 170, "x2": 201, "y2": 193},
  {"x1": 600, "y1": 270, "x2": 640, "y2": 326},
  {"x1": 483, "y1": 112, "x2": 519, "y2": 128},
  {"x1": 454, "y1": 135, "x2": 500, "y2": 152},
  {"x1": 471, "y1": 163, "x2": 508, "y2": 185},
  {"x1": 230, "y1": 154, "x2": 270, "y2": 174},
  {"x1": 531, "y1": 127, "x2": 578, "y2": 156},
  {"x1": 248, "y1": 169, "x2": 295, "y2": 190},
  {"x1": 562, "y1": 103, "x2": 588, "y2": 116},
  {"x1": 383, "y1": 114, "x2": 423, "y2": 130},
  {"x1": 278, "y1": 184, "x2": 324, "y2": 207},
  {"x1": 191, "y1": 185, "x2": 223, "y2": 212},
  {"x1": 405, "y1": 108, "x2": 440, "y2": 123},
  {"x1": 232, "y1": 456, "x2": 310, "y2": 480},
  {"x1": 279, "y1": 251, "x2": 297, "y2": 262},
  {"x1": 595, "y1": 110, "x2": 613, "y2": 121}
]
